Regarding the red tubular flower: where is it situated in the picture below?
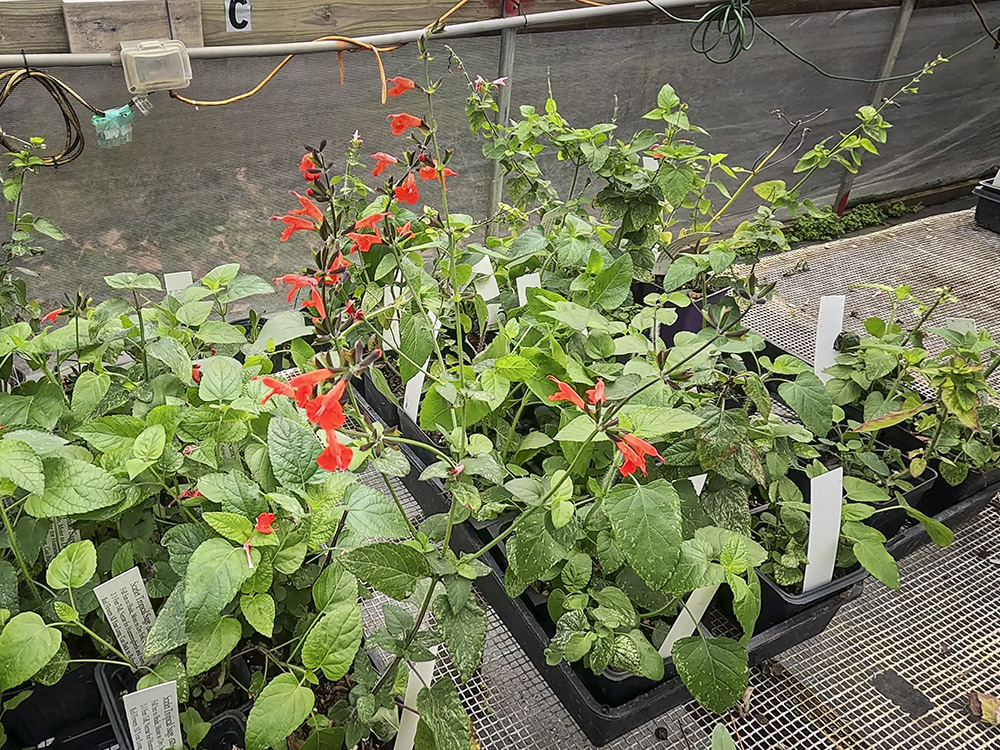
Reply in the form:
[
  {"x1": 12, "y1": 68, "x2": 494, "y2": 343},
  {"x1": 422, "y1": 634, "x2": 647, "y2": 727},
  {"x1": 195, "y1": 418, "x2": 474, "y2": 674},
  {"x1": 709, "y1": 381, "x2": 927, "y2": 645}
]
[
  {"x1": 40, "y1": 308, "x2": 63, "y2": 324},
  {"x1": 298, "y1": 153, "x2": 322, "y2": 181},
  {"x1": 387, "y1": 113, "x2": 424, "y2": 136},
  {"x1": 317, "y1": 431, "x2": 354, "y2": 471},
  {"x1": 304, "y1": 287, "x2": 326, "y2": 321},
  {"x1": 326, "y1": 253, "x2": 352, "y2": 281},
  {"x1": 273, "y1": 215, "x2": 316, "y2": 242},
  {"x1": 396, "y1": 221, "x2": 413, "y2": 239},
  {"x1": 287, "y1": 369, "x2": 334, "y2": 407},
  {"x1": 289, "y1": 191, "x2": 324, "y2": 222},
  {"x1": 615, "y1": 433, "x2": 664, "y2": 477},
  {"x1": 243, "y1": 539, "x2": 255, "y2": 569},
  {"x1": 418, "y1": 164, "x2": 458, "y2": 181},
  {"x1": 346, "y1": 230, "x2": 383, "y2": 254},
  {"x1": 345, "y1": 299, "x2": 364, "y2": 322},
  {"x1": 386, "y1": 76, "x2": 416, "y2": 97},
  {"x1": 256, "y1": 376, "x2": 295, "y2": 404},
  {"x1": 371, "y1": 152, "x2": 399, "y2": 177},
  {"x1": 254, "y1": 512, "x2": 276, "y2": 534},
  {"x1": 177, "y1": 489, "x2": 203, "y2": 500},
  {"x1": 274, "y1": 274, "x2": 318, "y2": 303},
  {"x1": 354, "y1": 212, "x2": 392, "y2": 231},
  {"x1": 394, "y1": 172, "x2": 420, "y2": 205},
  {"x1": 586, "y1": 378, "x2": 606, "y2": 406},
  {"x1": 547, "y1": 376, "x2": 586, "y2": 411},
  {"x1": 306, "y1": 381, "x2": 348, "y2": 433},
  {"x1": 191, "y1": 365, "x2": 202, "y2": 383}
]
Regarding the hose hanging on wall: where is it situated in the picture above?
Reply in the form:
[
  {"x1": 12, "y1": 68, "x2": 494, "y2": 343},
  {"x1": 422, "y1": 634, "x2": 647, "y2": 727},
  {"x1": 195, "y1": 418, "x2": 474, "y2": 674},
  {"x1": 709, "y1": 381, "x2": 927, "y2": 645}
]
[{"x1": 0, "y1": 66, "x2": 106, "y2": 166}]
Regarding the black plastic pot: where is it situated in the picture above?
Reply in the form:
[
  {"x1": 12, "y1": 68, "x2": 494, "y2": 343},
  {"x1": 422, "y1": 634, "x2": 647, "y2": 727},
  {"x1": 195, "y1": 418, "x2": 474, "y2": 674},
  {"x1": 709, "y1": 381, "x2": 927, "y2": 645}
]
[
  {"x1": 0, "y1": 666, "x2": 116, "y2": 750},
  {"x1": 97, "y1": 659, "x2": 252, "y2": 750},
  {"x1": 887, "y1": 482, "x2": 996, "y2": 561},
  {"x1": 973, "y1": 179, "x2": 1000, "y2": 234},
  {"x1": 358, "y1": 370, "x2": 400, "y2": 428},
  {"x1": 631, "y1": 281, "x2": 729, "y2": 348}
]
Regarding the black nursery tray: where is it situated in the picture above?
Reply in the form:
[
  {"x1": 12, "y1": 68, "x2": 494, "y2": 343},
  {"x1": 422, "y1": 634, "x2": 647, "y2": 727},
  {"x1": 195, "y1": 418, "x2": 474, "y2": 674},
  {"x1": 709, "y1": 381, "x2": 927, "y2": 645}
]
[{"x1": 0, "y1": 665, "x2": 117, "y2": 750}]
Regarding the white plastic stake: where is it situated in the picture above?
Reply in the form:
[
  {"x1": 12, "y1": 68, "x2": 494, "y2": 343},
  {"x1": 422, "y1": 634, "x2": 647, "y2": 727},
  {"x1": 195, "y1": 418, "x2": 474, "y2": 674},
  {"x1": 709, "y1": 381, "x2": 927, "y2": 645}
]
[
  {"x1": 402, "y1": 312, "x2": 442, "y2": 422},
  {"x1": 993, "y1": 168, "x2": 1000, "y2": 188},
  {"x1": 163, "y1": 271, "x2": 193, "y2": 297},
  {"x1": 802, "y1": 467, "x2": 845, "y2": 593},
  {"x1": 516, "y1": 272, "x2": 541, "y2": 306},
  {"x1": 641, "y1": 156, "x2": 658, "y2": 172},
  {"x1": 657, "y1": 473, "x2": 717, "y2": 658},
  {"x1": 813, "y1": 295, "x2": 845, "y2": 383},
  {"x1": 471, "y1": 256, "x2": 501, "y2": 324},
  {"x1": 393, "y1": 647, "x2": 438, "y2": 750}
]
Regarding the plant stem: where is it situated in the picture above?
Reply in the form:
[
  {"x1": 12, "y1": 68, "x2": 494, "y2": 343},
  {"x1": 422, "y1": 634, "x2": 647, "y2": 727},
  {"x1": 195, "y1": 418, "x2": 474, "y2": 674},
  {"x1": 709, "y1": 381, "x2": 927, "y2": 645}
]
[
  {"x1": 131, "y1": 291, "x2": 149, "y2": 381},
  {"x1": 372, "y1": 574, "x2": 440, "y2": 695},
  {"x1": 0, "y1": 498, "x2": 43, "y2": 606},
  {"x1": 500, "y1": 387, "x2": 531, "y2": 460},
  {"x1": 382, "y1": 473, "x2": 418, "y2": 537}
]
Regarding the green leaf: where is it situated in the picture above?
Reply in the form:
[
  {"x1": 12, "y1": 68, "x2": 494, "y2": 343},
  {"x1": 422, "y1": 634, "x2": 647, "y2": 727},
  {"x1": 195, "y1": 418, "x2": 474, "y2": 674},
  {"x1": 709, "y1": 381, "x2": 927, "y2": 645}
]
[
  {"x1": 144, "y1": 584, "x2": 188, "y2": 658},
  {"x1": 245, "y1": 311, "x2": 313, "y2": 356},
  {"x1": 672, "y1": 636, "x2": 749, "y2": 714},
  {"x1": 853, "y1": 541, "x2": 899, "y2": 589},
  {"x1": 104, "y1": 272, "x2": 162, "y2": 290},
  {"x1": 777, "y1": 372, "x2": 832, "y2": 437},
  {"x1": 71, "y1": 371, "x2": 110, "y2": 422},
  {"x1": 0, "y1": 612, "x2": 62, "y2": 691},
  {"x1": 177, "y1": 300, "x2": 214, "y2": 327},
  {"x1": 25, "y1": 458, "x2": 124, "y2": 517},
  {"x1": 163, "y1": 525, "x2": 208, "y2": 576},
  {"x1": 619, "y1": 406, "x2": 704, "y2": 437},
  {"x1": 340, "y1": 543, "x2": 430, "y2": 600},
  {"x1": 133, "y1": 424, "x2": 166, "y2": 463},
  {"x1": 843, "y1": 477, "x2": 890, "y2": 504},
  {"x1": 590, "y1": 254, "x2": 633, "y2": 310},
  {"x1": 494, "y1": 354, "x2": 537, "y2": 381},
  {"x1": 148, "y1": 337, "x2": 195, "y2": 384},
  {"x1": 904, "y1": 506, "x2": 954, "y2": 547},
  {"x1": 855, "y1": 402, "x2": 929, "y2": 432},
  {"x1": 201, "y1": 263, "x2": 240, "y2": 289},
  {"x1": 415, "y1": 678, "x2": 471, "y2": 750},
  {"x1": 187, "y1": 616, "x2": 242, "y2": 675},
  {"x1": 197, "y1": 471, "x2": 265, "y2": 517},
  {"x1": 180, "y1": 709, "x2": 212, "y2": 749},
  {"x1": 30, "y1": 216, "x2": 64, "y2": 240},
  {"x1": 184, "y1": 538, "x2": 258, "y2": 631},
  {"x1": 711, "y1": 723, "x2": 738, "y2": 750},
  {"x1": 137, "y1": 654, "x2": 189, "y2": 702},
  {"x1": 267, "y1": 417, "x2": 320, "y2": 487},
  {"x1": 240, "y1": 594, "x2": 276, "y2": 638},
  {"x1": 198, "y1": 356, "x2": 243, "y2": 403},
  {"x1": 344, "y1": 484, "x2": 410, "y2": 539},
  {"x1": 433, "y1": 594, "x2": 486, "y2": 683},
  {"x1": 604, "y1": 480, "x2": 682, "y2": 590},
  {"x1": 220, "y1": 274, "x2": 274, "y2": 303},
  {"x1": 0, "y1": 440, "x2": 44, "y2": 495},
  {"x1": 505, "y1": 512, "x2": 564, "y2": 597},
  {"x1": 245, "y1": 674, "x2": 315, "y2": 750},
  {"x1": 399, "y1": 312, "x2": 435, "y2": 383},
  {"x1": 196, "y1": 321, "x2": 248, "y2": 345},
  {"x1": 301, "y1": 599, "x2": 363, "y2": 681},
  {"x1": 46, "y1": 540, "x2": 96, "y2": 590},
  {"x1": 553, "y1": 414, "x2": 607, "y2": 442},
  {"x1": 743, "y1": 373, "x2": 771, "y2": 419},
  {"x1": 74, "y1": 415, "x2": 145, "y2": 452},
  {"x1": 203, "y1": 512, "x2": 253, "y2": 544},
  {"x1": 312, "y1": 564, "x2": 357, "y2": 613}
]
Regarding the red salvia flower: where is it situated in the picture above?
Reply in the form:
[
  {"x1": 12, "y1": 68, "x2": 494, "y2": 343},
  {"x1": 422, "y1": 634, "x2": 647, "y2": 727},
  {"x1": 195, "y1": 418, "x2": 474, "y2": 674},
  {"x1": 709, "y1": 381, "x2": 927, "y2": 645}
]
[
  {"x1": 256, "y1": 376, "x2": 295, "y2": 404},
  {"x1": 298, "y1": 153, "x2": 322, "y2": 181},
  {"x1": 326, "y1": 253, "x2": 352, "y2": 281},
  {"x1": 586, "y1": 378, "x2": 606, "y2": 406},
  {"x1": 304, "y1": 287, "x2": 326, "y2": 321},
  {"x1": 287, "y1": 368, "x2": 334, "y2": 407},
  {"x1": 272, "y1": 215, "x2": 316, "y2": 242},
  {"x1": 317, "y1": 432, "x2": 354, "y2": 471},
  {"x1": 289, "y1": 191, "x2": 324, "y2": 222},
  {"x1": 40, "y1": 308, "x2": 63, "y2": 324},
  {"x1": 396, "y1": 221, "x2": 413, "y2": 239},
  {"x1": 547, "y1": 376, "x2": 586, "y2": 411},
  {"x1": 386, "y1": 76, "x2": 416, "y2": 97},
  {"x1": 354, "y1": 212, "x2": 392, "y2": 231},
  {"x1": 345, "y1": 299, "x2": 363, "y2": 322},
  {"x1": 191, "y1": 365, "x2": 202, "y2": 383},
  {"x1": 254, "y1": 512, "x2": 276, "y2": 534},
  {"x1": 615, "y1": 433, "x2": 664, "y2": 477},
  {"x1": 177, "y1": 489, "x2": 203, "y2": 500},
  {"x1": 305, "y1": 379, "x2": 348, "y2": 433},
  {"x1": 274, "y1": 274, "x2": 318, "y2": 303},
  {"x1": 346, "y1": 229, "x2": 383, "y2": 254},
  {"x1": 371, "y1": 152, "x2": 399, "y2": 177},
  {"x1": 418, "y1": 164, "x2": 458, "y2": 181},
  {"x1": 394, "y1": 172, "x2": 420, "y2": 205},
  {"x1": 387, "y1": 113, "x2": 424, "y2": 136}
]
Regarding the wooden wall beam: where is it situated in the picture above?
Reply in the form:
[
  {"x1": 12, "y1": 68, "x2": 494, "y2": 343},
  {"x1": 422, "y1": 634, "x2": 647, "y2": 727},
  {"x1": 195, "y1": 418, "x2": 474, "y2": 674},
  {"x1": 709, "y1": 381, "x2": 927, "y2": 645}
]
[{"x1": 0, "y1": 0, "x2": 70, "y2": 53}]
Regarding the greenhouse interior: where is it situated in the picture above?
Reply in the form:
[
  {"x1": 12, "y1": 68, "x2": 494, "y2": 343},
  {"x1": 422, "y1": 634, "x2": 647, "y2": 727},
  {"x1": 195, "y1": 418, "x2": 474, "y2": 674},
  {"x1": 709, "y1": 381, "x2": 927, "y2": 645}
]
[{"x1": 1, "y1": 0, "x2": 1000, "y2": 748}]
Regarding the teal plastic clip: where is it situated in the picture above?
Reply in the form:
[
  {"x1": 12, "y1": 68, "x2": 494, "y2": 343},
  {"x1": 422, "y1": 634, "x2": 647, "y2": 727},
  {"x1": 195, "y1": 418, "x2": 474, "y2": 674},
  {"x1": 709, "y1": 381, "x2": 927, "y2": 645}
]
[{"x1": 92, "y1": 105, "x2": 134, "y2": 148}]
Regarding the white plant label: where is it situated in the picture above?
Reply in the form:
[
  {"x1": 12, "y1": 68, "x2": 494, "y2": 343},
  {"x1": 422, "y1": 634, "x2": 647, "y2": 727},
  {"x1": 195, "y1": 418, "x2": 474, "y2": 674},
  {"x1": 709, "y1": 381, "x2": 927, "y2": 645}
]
[
  {"x1": 471, "y1": 256, "x2": 501, "y2": 324},
  {"x1": 94, "y1": 566, "x2": 157, "y2": 666},
  {"x1": 516, "y1": 272, "x2": 541, "y2": 306},
  {"x1": 122, "y1": 680, "x2": 182, "y2": 750},
  {"x1": 802, "y1": 467, "x2": 845, "y2": 593},
  {"x1": 641, "y1": 156, "x2": 658, "y2": 171},
  {"x1": 402, "y1": 313, "x2": 442, "y2": 422},
  {"x1": 225, "y1": 0, "x2": 252, "y2": 32},
  {"x1": 41, "y1": 517, "x2": 81, "y2": 563},
  {"x1": 658, "y1": 473, "x2": 715, "y2": 658},
  {"x1": 813, "y1": 295, "x2": 845, "y2": 383},
  {"x1": 393, "y1": 647, "x2": 438, "y2": 750},
  {"x1": 163, "y1": 271, "x2": 193, "y2": 297}
]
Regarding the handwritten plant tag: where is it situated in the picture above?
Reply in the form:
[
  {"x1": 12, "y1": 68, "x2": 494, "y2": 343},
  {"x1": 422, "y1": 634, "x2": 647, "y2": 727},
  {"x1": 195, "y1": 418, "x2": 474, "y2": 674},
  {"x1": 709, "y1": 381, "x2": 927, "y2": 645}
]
[
  {"x1": 41, "y1": 517, "x2": 81, "y2": 563},
  {"x1": 122, "y1": 680, "x2": 182, "y2": 750},
  {"x1": 94, "y1": 566, "x2": 157, "y2": 666}
]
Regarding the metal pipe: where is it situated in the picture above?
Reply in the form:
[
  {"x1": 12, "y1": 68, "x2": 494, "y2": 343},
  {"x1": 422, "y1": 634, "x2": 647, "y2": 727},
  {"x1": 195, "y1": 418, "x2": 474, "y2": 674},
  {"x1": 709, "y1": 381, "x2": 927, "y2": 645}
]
[
  {"x1": 833, "y1": 0, "x2": 917, "y2": 213},
  {"x1": 0, "y1": 0, "x2": 699, "y2": 68},
  {"x1": 486, "y1": 10, "x2": 518, "y2": 235}
]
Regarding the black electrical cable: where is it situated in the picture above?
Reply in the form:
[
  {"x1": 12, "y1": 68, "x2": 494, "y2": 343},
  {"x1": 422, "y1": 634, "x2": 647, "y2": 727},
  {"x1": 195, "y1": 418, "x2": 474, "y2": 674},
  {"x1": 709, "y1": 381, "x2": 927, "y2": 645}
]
[
  {"x1": 0, "y1": 66, "x2": 105, "y2": 167},
  {"x1": 644, "y1": 0, "x2": 1000, "y2": 83}
]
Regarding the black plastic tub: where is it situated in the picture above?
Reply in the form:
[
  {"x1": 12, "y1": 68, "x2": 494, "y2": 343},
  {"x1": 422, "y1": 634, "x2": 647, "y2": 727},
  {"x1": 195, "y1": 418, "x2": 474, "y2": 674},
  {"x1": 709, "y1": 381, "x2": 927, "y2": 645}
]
[
  {"x1": 358, "y1": 370, "x2": 399, "y2": 428},
  {"x1": 97, "y1": 660, "x2": 252, "y2": 750},
  {"x1": 887, "y1": 483, "x2": 996, "y2": 561},
  {"x1": 973, "y1": 179, "x2": 1000, "y2": 234},
  {"x1": 631, "y1": 281, "x2": 729, "y2": 348},
  {"x1": 0, "y1": 666, "x2": 116, "y2": 750}
]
